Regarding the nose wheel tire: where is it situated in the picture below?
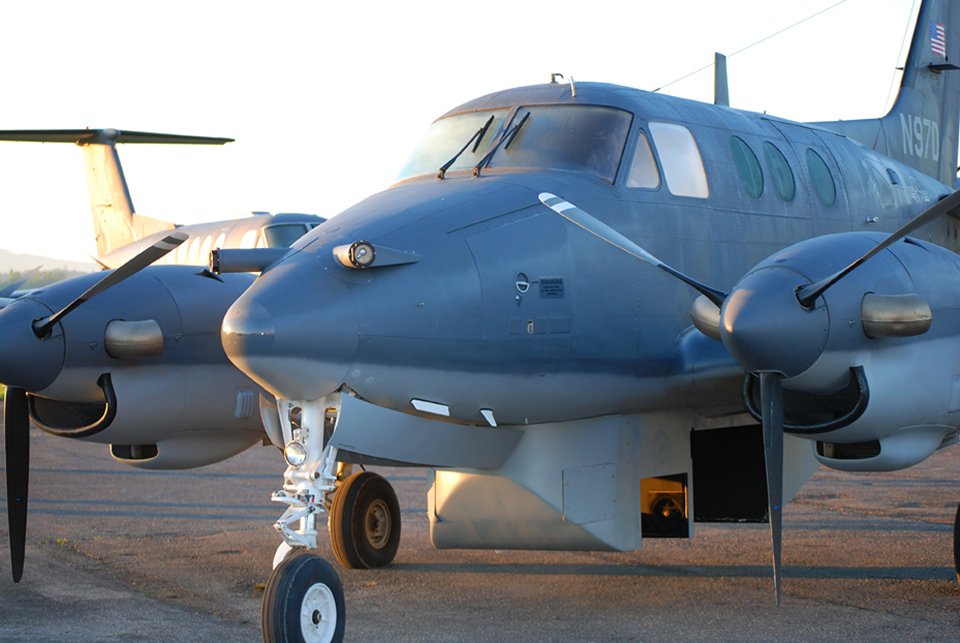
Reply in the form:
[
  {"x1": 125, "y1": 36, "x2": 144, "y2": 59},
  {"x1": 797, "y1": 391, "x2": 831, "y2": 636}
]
[
  {"x1": 261, "y1": 552, "x2": 345, "y2": 643},
  {"x1": 329, "y1": 471, "x2": 401, "y2": 569}
]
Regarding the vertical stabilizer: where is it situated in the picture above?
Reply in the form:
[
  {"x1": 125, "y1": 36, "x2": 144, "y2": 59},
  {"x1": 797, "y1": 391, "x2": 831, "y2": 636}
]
[
  {"x1": 814, "y1": 0, "x2": 960, "y2": 186},
  {"x1": 0, "y1": 128, "x2": 233, "y2": 258},
  {"x1": 82, "y1": 139, "x2": 138, "y2": 256}
]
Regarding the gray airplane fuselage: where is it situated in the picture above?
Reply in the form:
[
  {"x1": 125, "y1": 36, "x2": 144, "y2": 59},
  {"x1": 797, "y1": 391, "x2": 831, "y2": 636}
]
[{"x1": 224, "y1": 82, "x2": 954, "y2": 429}]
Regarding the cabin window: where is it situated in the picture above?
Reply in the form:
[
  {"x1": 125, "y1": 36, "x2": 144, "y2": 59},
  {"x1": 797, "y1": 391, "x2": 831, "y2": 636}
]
[
  {"x1": 625, "y1": 131, "x2": 660, "y2": 189},
  {"x1": 806, "y1": 149, "x2": 836, "y2": 206},
  {"x1": 200, "y1": 235, "x2": 213, "y2": 263},
  {"x1": 649, "y1": 122, "x2": 709, "y2": 198},
  {"x1": 214, "y1": 232, "x2": 226, "y2": 249},
  {"x1": 264, "y1": 223, "x2": 310, "y2": 248},
  {"x1": 188, "y1": 237, "x2": 201, "y2": 263},
  {"x1": 763, "y1": 142, "x2": 795, "y2": 202},
  {"x1": 240, "y1": 229, "x2": 259, "y2": 249},
  {"x1": 730, "y1": 136, "x2": 763, "y2": 198}
]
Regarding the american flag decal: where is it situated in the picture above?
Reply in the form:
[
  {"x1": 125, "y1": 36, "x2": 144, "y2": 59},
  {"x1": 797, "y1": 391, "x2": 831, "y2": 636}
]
[{"x1": 930, "y1": 21, "x2": 946, "y2": 58}]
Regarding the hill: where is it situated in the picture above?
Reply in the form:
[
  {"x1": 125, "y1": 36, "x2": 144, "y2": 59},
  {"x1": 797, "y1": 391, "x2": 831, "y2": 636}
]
[{"x1": 0, "y1": 248, "x2": 97, "y2": 274}]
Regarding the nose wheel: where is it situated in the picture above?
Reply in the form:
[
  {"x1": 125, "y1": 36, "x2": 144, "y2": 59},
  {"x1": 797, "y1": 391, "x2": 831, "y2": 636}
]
[
  {"x1": 261, "y1": 552, "x2": 345, "y2": 643},
  {"x1": 328, "y1": 471, "x2": 401, "y2": 569}
]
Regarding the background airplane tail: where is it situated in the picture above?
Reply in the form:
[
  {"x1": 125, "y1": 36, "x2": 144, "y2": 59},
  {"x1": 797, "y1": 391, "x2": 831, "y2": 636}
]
[
  {"x1": 814, "y1": 0, "x2": 960, "y2": 187},
  {"x1": 0, "y1": 129, "x2": 232, "y2": 257}
]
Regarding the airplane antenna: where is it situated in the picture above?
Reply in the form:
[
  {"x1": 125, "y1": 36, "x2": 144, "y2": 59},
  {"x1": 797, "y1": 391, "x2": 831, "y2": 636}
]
[
  {"x1": 714, "y1": 53, "x2": 730, "y2": 106},
  {"x1": 549, "y1": 73, "x2": 576, "y2": 98}
]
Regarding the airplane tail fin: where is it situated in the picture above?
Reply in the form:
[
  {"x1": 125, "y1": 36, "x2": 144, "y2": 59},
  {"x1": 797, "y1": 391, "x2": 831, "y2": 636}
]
[
  {"x1": 813, "y1": 0, "x2": 960, "y2": 186},
  {"x1": 0, "y1": 129, "x2": 233, "y2": 257}
]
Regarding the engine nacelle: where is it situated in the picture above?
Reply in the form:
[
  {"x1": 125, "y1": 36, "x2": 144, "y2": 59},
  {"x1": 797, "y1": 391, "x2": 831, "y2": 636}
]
[
  {"x1": 814, "y1": 425, "x2": 957, "y2": 472},
  {"x1": 732, "y1": 232, "x2": 960, "y2": 457},
  {"x1": 11, "y1": 266, "x2": 270, "y2": 469}
]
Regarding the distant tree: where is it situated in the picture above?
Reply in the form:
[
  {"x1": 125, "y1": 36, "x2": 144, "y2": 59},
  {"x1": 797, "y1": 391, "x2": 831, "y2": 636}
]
[{"x1": 2, "y1": 267, "x2": 95, "y2": 290}]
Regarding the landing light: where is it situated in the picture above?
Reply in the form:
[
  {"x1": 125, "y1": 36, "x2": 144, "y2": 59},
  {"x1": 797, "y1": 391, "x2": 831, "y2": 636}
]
[
  {"x1": 333, "y1": 241, "x2": 376, "y2": 270},
  {"x1": 283, "y1": 440, "x2": 308, "y2": 467}
]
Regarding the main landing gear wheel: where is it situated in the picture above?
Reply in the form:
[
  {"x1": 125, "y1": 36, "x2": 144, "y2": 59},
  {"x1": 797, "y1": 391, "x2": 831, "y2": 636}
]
[
  {"x1": 261, "y1": 552, "x2": 345, "y2": 643},
  {"x1": 329, "y1": 471, "x2": 401, "y2": 569}
]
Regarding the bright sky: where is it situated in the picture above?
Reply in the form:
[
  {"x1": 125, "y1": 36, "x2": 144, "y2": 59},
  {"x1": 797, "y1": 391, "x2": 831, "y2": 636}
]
[{"x1": 0, "y1": 0, "x2": 918, "y2": 262}]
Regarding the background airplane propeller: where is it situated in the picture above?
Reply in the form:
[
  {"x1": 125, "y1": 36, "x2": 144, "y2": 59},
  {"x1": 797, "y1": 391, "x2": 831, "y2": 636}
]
[
  {"x1": 540, "y1": 189, "x2": 960, "y2": 605},
  {"x1": 2, "y1": 231, "x2": 187, "y2": 582}
]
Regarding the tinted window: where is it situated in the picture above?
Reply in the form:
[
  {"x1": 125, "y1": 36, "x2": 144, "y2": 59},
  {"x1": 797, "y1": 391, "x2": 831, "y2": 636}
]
[
  {"x1": 397, "y1": 105, "x2": 631, "y2": 183},
  {"x1": 485, "y1": 105, "x2": 632, "y2": 182},
  {"x1": 806, "y1": 149, "x2": 836, "y2": 206},
  {"x1": 730, "y1": 136, "x2": 762, "y2": 198},
  {"x1": 763, "y1": 142, "x2": 795, "y2": 202},
  {"x1": 625, "y1": 131, "x2": 660, "y2": 189},
  {"x1": 264, "y1": 223, "x2": 310, "y2": 248},
  {"x1": 649, "y1": 122, "x2": 709, "y2": 198},
  {"x1": 397, "y1": 110, "x2": 510, "y2": 180}
]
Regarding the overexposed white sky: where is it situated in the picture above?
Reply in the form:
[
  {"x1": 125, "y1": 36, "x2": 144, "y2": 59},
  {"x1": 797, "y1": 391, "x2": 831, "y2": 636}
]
[{"x1": 0, "y1": 0, "x2": 918, "y2": 262}]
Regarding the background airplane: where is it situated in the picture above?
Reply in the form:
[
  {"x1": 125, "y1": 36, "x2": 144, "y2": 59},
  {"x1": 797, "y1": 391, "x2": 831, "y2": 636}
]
[
  {"x1": 209, "y1": 0, "x2": 960, "y2": 636},
  {"x1": 0, "y1": 129, "x2": 324, "y2": 268}
]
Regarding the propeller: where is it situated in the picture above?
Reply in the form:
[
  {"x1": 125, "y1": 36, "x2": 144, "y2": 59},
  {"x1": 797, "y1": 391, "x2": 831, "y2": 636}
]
[
  {"x1": 5, "y1": 386, "x2": 28, "y2": 582},
  {"x1": 797, "y1": 190, "x2": 960, "y2": 308},
  {"x1": 540, "y1": 188, "x2": 960, "y2": 605},
  {"x1": 33, "y1": 232, "x2": 187, "y2": 338},
  {"x1": 538, "y1": 193, "x2": 726, "y2": 306},
  {"x1": 2, "y1": 231, "x2": 186, "y2": 582}
]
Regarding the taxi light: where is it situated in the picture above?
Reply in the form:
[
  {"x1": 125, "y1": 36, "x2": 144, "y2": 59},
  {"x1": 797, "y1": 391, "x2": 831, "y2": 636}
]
[
  {"x1": 333, "y1": 241, "x2": 376, "y2": 269},
  {"x1": 283, "y1": 440, "x2": 308, "y2": 467}
]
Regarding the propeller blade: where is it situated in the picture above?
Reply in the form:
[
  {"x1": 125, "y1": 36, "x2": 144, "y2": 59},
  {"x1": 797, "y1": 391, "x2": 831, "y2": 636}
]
[
  {"x1": 759, "y1": 372, "x2": 784, "y2": 606},
  {"x1": 798, "y1": 189, "x2": 960, "y2": 308},
  {"x1": 4, "y1": 386, "x2": 29, "y2": 582},
  {"x1": 33, "y1": 232, "x2": 187, "y2": 338},
  {"x1": 0, "y1": 266, "x2": 42, "y2": 299},
  {"x1": 539, "y1": 192, "x2": 726, "y2": 306}
]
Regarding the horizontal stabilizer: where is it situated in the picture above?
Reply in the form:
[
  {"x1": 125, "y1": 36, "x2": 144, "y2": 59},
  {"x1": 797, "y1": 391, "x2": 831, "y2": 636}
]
[{"x1": 0, "y1": 128, "x2": 232, "y2": 146}]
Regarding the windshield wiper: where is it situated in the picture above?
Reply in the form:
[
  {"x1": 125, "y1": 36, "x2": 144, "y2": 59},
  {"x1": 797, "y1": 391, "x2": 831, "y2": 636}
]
[
  {"x1": 437, "y1": 114, "x2": 495, "y2": 179},
  {"x1": 473, "y1": 110, "x2": 530, "y2": 177}
]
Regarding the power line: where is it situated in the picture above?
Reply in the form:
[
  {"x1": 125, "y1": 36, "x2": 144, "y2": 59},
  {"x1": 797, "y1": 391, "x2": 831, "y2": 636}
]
[{"x1": 653, "y1": 0, "x2": 850, "y2": 94}]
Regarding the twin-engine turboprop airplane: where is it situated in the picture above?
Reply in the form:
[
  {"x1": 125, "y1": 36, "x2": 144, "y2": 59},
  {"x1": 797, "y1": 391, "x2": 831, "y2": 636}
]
[
  {"x1": 0, "y1": 131, "x2": 326, "y2": 596},
  {"x1": 211, "y1": 0, "x2": 960, "y2": 636},
  {"x1": 0, "y1": 128, "x2": 324, "y2": 267}
]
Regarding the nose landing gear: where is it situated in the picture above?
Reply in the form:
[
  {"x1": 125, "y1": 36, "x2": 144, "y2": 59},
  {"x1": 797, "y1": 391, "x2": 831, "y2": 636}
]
[{"x1": 262, "y1": 395, "x2": 403, "y2": 641}]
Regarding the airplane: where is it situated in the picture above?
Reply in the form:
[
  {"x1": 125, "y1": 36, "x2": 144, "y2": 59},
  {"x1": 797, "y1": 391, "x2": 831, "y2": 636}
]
[
  {"x1": 0, "y1": 128, "x2": 324, "y2": 268},
  {"x1": 213, "y1": 0, "x2": 960, "y2": 638},
  {"x1": 3, "y1": 3, "x2": 959, "y2": 643}
]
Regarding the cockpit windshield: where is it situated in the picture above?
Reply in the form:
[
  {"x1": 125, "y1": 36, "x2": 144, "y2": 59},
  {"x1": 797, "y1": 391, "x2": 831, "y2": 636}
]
[
  {"x1": 397, "y1": 110, "x2": 510, "y2": 180},
  {"x1": 396, "y1": 105, "x2": 632, "y2": 183}
]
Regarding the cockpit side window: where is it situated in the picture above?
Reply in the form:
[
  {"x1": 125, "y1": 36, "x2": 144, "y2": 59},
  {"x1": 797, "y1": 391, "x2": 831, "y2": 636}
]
[
  {"x1": 625, "y1": 131, "x2": 660, "y2": 189},
  {"x1": 648, "y1": 122, "x2": 709, "y2": 198},
  {"x1": 264, "y1": 223, "x2": 310, "y2": 248}
]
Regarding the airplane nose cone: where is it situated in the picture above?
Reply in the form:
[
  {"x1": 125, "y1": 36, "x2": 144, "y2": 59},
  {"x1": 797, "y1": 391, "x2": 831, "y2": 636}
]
[
  {"x1": 0, "y1": 298, "x2": 65, "y2": 391},
  {"x1": 720, "y1": 267, "x2": 829, "y2": 378},
  {"x1": 222, "y1": 258, "x2": 358, "y2": 400}
]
